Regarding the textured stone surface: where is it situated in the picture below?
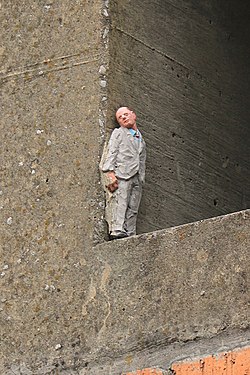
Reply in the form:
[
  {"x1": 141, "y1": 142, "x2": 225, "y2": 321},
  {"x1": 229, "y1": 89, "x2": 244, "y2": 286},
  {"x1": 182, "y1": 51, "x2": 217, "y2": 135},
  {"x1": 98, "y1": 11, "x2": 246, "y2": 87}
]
[
  {"x1": 1, "y1": 206, "x2": 249, "y2": 373},
  {"x1": 0, "y1": 0, "x2": 108, "y2": 372},
  {"x1": 1, "y1": 0, "x2": 250, "y2": 374},
  {"x1": 92, "y1": 210, "x2": 249, "y2": 365},
  {"x1": 108, "y1": 0, "x2": 250, "y2": 234},
  {"x1": 66, "y1": 209, "x2": 249, "y2": 375}
]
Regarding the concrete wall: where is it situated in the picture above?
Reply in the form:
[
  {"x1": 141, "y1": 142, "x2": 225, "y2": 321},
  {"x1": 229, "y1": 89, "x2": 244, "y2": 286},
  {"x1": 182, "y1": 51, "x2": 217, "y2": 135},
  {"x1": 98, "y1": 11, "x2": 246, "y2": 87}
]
[
  {"x1": 1, "y1": 208, "x2": 249, "y2": 374},
  {"x1": 1, "y1": 1, "x2": 250, "y2": 374},
  {"x1": 0, "y1": 0, "x2": 109, "y2": 244},
  {"x1": 0, "y1": 0, "x2": 108, "y2": 372},
  {"x1": 86, "y1": 209, "x2": 249, "y2": 374},
  {"x1": 108, "y1": 0, "x2": 250, "y2": 234}
]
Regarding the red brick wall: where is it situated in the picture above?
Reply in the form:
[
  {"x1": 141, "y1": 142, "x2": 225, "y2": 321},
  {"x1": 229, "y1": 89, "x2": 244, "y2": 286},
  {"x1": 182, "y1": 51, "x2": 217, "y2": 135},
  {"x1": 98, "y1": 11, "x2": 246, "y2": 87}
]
[{"x1": 122, "y1": 347, "x2": 250, "y2": 375}]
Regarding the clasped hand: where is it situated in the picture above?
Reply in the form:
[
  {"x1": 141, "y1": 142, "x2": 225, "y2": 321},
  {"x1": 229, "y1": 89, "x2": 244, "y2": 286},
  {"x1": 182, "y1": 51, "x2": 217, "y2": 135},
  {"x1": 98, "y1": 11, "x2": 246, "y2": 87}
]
[{"x1": 106, "y1": 171, "x2": 118, "y2": 192}]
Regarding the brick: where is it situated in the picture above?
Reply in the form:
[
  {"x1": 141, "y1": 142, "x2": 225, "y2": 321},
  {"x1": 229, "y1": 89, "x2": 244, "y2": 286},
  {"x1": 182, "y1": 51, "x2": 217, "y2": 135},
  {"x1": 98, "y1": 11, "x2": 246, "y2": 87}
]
[{"x1": 171, "y1": 347, "x2": 250, "y2": 375}]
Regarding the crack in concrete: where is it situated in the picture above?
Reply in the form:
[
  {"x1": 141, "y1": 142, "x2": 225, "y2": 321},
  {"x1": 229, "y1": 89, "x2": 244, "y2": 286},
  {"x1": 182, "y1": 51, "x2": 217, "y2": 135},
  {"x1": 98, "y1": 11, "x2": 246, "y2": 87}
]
[
  {"x1": 82, "y1": 277, "x2": 97, "y2": 317},
  {"x1": 0, "y1": 54, "x2": 100, "y2": 81},
  {"x1": 1, "y1": 51, "x2": 94, "y2": 72},
  {"x1": 114, "y1": 26, "x2": 190, "y2": 72},
  {"x1": 112, "y1": 26, "x2": 216, "y2": 89},
  {"x1": 97, "y1": 262, "x2": 112, "y2": 338}
]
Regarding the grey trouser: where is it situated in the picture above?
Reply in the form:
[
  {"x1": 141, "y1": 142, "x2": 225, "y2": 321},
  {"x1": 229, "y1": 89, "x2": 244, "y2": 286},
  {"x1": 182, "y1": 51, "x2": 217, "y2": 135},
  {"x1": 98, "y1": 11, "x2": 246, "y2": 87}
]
[{"x1": 109, "y1": 174, "x2": 142, "y2": 236}]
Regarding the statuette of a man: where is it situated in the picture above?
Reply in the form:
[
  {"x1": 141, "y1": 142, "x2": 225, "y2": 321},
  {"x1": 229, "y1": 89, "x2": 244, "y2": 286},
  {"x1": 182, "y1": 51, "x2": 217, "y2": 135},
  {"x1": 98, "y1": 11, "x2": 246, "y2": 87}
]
[{"x1": 101, "y1": 107, "x2": 146, "y2": 239}]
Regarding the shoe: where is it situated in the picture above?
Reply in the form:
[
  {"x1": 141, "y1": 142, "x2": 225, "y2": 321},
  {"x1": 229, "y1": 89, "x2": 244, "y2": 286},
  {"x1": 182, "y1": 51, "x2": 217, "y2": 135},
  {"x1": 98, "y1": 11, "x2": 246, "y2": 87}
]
[{"x1": 109, "y1": 231, "x2": 128, "y2": 240}]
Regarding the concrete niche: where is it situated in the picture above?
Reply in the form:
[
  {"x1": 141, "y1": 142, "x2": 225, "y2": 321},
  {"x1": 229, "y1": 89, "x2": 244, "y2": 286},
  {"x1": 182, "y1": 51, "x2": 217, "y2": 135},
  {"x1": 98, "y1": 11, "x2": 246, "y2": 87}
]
[{"x1": 108, "y1": 0, "x2": 250, "y2": 234}]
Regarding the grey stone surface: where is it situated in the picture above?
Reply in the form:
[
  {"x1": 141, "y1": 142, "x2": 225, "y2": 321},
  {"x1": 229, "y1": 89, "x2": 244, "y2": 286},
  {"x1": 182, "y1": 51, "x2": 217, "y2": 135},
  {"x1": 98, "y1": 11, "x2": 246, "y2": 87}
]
[
  {"x1": 108, "y1": 0, "x2": 250, "y2": 234},
  {"x1": 63, "y1": 210, "x2": 250, "y2": 375},
  {"x1": 0, "y1": 0, "x2": 108, "y2": 372},
  {"x1": 1, "y1": 0, "x2": 250, "y2": 374},
  {"x1": 92, "y1": 210, "x2": 250, "y2": 360},
  {"x1": 1, "y1": 208, "x2": 249, "y2": 373}
]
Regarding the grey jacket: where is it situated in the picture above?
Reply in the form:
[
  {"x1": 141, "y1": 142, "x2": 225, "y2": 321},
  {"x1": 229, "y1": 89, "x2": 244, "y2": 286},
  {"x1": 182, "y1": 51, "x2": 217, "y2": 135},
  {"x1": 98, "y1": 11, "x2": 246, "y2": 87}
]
[{"x1": 101, "y1": 127, "x2": 146, "y2": 182}]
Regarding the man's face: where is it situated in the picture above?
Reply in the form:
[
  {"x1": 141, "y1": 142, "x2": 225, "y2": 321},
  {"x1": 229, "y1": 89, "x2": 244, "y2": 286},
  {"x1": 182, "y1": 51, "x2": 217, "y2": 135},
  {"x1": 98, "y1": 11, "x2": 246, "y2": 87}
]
[{"x1": 116, "y1": 107, "x2": 136, "y2": 129}]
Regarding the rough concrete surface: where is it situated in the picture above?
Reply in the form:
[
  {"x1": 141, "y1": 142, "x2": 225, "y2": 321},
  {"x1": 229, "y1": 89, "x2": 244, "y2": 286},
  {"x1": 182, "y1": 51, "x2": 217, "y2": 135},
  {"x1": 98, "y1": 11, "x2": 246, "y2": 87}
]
[
  {"x1": 108, "y1": 0, "x2": 250, "y2": 234},
  {"x1": 1, "y1": 207, "x2": 249, "y2": 374},
  {"x1": 87, "y1": 209, "x2": 249, "y2": 374},
  {"x1": 0, "y1": 0, "x2": 109, "y2": 373},
  {"x1": 1, "y1": 0, "x2": 250, "y2": 374}
]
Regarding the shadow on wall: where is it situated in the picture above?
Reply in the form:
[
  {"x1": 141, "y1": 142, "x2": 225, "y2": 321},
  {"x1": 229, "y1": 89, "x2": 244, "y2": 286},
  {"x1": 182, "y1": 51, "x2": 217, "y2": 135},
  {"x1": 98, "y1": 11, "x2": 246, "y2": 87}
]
[{"x1": 107, "y1": 0, "x2": 250, "y2": 235}]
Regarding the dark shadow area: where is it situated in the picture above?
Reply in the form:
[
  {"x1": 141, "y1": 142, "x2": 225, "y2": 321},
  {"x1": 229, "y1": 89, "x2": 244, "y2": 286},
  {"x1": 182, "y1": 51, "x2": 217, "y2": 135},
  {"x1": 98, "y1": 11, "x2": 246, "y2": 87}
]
[{"x1": 108, "y1": 0, "x2": 250, "y2": 234}]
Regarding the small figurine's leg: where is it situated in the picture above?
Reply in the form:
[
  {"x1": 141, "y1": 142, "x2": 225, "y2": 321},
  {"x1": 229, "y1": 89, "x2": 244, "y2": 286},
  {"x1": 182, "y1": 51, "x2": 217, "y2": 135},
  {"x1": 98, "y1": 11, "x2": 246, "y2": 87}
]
[
  {"x1": 109, "y1": 178, "x2": 132, "y2": 237},
  {"x1": 124, "y1": 175, "x2": 142, "y2": 236}
]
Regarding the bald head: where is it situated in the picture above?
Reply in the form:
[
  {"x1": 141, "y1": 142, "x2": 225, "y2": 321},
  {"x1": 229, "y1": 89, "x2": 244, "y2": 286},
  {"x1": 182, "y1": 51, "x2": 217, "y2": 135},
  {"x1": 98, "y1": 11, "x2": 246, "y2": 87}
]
[{"x1": 116, "y1": 107, "x2": 137, "y2": 130}]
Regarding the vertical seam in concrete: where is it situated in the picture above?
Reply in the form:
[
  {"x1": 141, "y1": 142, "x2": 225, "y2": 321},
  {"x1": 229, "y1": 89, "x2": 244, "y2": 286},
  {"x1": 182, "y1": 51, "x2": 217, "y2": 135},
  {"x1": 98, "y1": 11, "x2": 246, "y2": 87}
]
[
  {"x1": 93, "y1": 0, "x2": 111, "y2": 244},
  {"x1": 98, "y1": 0, "x2": 110, "y2": 146}
]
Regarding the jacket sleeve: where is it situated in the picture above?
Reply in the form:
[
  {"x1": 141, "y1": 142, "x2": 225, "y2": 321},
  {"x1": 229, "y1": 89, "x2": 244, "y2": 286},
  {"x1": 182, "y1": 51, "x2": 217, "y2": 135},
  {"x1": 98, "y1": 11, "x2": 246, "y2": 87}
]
[
  {"x1": 139, "y1": 140, "x2": 146, "y2": 183},
  {"x1": 101, "y1": 129, "x2": 121, "y2": 172}
]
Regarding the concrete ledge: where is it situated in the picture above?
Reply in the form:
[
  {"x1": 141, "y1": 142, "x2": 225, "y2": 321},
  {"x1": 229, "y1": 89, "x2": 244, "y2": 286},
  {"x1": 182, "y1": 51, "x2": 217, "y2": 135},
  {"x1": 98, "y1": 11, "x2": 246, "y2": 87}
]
[
  {"x1": 87, "y1": 332, "x2": 250, "y2": 375},
  {"x1": 93, "y1": 210, "x2": 249, "y2": 362},
  {"x1": 1, "y1": 210, "x2": 249, "y2": 374},
  {"x1": 109, "y1": 346, "x2": 250, "y2": 374}
]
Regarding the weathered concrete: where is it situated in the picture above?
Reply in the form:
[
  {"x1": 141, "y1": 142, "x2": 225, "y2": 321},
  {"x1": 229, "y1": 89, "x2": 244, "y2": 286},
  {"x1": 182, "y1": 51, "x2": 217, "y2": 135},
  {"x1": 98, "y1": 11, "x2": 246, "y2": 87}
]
[
  {"x1": 108, "y1": 0, "x2": 250, "y2": 234},
  {"x1": 1, "y1": 0, "x2": 250, "y2": 374},
  {"x1": 2, "y1": 209, "x2": 249, "y2": 374},
  {"x1": 0, "y1": 0, "x2": 109, "y2": 244},
  {"x1": 88, "y1": 333, "x2": 250, "y2": 375},
  {"x1": 0, "y1": 0, "x2": 108, "y2": 372},
  {"x1": 85, "y1": 209, "x2": 249, "y2": 374}
]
